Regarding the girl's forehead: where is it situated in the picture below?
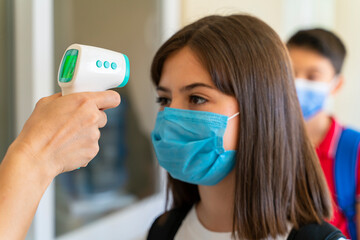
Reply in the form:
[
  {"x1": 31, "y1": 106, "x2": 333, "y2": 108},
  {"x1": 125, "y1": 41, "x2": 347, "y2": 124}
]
[{"x1": 159, "y1": 47, "x2": 216, "y2": 89}]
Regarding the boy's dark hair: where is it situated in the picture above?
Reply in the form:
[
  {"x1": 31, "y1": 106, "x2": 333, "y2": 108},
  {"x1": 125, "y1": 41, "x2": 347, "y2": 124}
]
[{"x1": 287, "y1": 28, "x2": 346, "y2": 74}]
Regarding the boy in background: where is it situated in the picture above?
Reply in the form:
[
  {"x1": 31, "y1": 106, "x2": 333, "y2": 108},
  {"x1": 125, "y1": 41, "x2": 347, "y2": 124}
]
[{"x1": 287, "y1": 28, "x2": 360, "y2": 239}]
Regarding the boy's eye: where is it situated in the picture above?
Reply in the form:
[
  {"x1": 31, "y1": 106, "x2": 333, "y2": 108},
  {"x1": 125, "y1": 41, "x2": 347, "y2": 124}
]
[
  {"x1": 307, "y1": 73, "x2": 322, "y2": 81},
  {"x1": 308, "y1": 75, "x2": 317, "y2": 81},
  {"x1": 190, "y1": 95, "x2": 207, "y2": 105},
  {"x1": 156, "y1": 97, "x2": 171, "y2": 106}
]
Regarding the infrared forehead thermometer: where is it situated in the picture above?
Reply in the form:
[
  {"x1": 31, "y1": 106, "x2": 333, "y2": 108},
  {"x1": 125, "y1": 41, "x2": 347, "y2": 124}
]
[{"x1": 58, "y1": 44, "x2": 130, "y2": 95}]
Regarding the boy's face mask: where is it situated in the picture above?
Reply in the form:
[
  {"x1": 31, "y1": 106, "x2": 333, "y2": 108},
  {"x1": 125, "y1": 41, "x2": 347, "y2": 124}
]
[
  {"x1": 295, "y1": 78, "x2": 336, "y2": 120},
  {"x1": 151, "y1": 107, "x2": 239, "y2": 186}
]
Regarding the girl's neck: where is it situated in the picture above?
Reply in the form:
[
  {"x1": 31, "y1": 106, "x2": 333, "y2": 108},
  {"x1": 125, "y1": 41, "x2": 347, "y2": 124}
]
[
  {"x1": 305, "y1": 111, "x2": 332, "y2": 147},
  {"x1": 196, "y1": 169, "x2": 235, "y2": 232}
]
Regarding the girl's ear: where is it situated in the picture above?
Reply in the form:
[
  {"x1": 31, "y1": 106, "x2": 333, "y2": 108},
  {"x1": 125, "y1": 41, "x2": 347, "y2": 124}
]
[{"x1": 331, "y1": 74, "x2": 344, "y2": 95}]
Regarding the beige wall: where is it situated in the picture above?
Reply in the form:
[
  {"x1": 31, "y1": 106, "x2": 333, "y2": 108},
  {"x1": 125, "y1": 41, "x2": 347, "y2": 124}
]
[
  {"x1": 333, "y1": 0, "x2": 360, "y2": 128},
  {"x1": 181, "y1": 0, "x2": 284, "y2": 35}
]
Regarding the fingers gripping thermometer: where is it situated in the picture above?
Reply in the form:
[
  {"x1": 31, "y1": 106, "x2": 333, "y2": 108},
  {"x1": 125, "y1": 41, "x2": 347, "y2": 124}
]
[{"x1": 58, "y1": 44, "x2": 130, "y2": 95}]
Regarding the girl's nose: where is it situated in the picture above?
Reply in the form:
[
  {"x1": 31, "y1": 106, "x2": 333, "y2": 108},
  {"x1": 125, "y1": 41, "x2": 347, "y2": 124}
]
[{"x1": 168, "y1": 98, "x2": 187, "y2": 110}]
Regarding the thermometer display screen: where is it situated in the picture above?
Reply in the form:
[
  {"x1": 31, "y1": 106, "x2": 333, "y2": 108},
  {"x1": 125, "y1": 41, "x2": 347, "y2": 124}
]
[{"x1": 59, "y1": 49, "x2": 78, "y2": 83}]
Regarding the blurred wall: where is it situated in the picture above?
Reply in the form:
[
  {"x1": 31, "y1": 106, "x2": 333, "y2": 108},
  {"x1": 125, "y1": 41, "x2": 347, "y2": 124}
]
[
  {"x1": 181, "y1": 0, "x2": 284, "y2": 35},
  {"x1": 0, "y1": 0, "x2": 8, "y2": 158},
  {"x1": 0, "y1": 0, "x2": 14, "y2": 159},
  {"x1": 54, "y1": 0, "x2": 162, "y2": 236}
]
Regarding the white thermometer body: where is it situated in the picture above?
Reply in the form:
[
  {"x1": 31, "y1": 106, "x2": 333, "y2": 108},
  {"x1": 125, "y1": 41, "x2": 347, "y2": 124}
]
[{"x1": 58, "y1": 44, "x2": 130, "y2": 95}]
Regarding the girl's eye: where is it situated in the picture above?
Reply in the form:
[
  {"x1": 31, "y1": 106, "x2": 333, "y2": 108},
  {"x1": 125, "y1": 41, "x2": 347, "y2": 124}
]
[
  {"x1": 190, "y1": 95, "x2": 207, "y2": 105},
  {"x1": 156, "y1": 97, "x2": 171, "y2": 106}
]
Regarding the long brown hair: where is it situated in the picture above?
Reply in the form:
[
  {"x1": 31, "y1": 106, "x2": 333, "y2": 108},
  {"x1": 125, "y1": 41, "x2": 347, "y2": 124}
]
[{"x1": 151, "y1": 14, "x2": 332, "y2": 239}]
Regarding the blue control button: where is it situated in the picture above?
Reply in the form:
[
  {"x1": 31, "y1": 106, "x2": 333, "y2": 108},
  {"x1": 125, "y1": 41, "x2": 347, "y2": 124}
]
[
  {"x1": 111, "y1": 62, "x2": 117, "y2": 70},
  {"x1": 104, "y1": 61, "x2": 110, "y2": 68},
  {"x1": 96, "y1": 60, "x2": 102, "y2": 68}
]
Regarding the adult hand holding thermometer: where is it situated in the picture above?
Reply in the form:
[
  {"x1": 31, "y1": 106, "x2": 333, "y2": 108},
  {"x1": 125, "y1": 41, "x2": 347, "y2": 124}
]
[{"x1": 58, "y1": 44, "x2": 130, "y2": 95}]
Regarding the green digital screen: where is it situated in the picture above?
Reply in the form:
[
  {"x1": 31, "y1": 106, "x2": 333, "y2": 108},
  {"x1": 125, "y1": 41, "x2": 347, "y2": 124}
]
[
  {"x1": 61, "y1": 56, "x2": 77, "y2": 78},
  {"x1": 59, "y1": 49, "x2": 78, "y2": 83}
]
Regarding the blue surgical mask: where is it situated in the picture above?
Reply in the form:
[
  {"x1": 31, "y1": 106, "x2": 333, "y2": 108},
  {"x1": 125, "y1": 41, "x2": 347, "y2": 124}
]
[
  {"x1": 151, "y1": 107, "x2": 239, "y2": 186},
  {"x1": 295, "y1": 78, "x2": 332, "y2": 120}
]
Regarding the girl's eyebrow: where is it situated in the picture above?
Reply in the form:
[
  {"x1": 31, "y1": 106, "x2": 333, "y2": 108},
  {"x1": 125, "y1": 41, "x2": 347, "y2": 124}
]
[
  {"x1": 181, "y1": 83, "x2": 214, "y2": 92},
  {"x1": 156, "y1": 82, "x2": 214, "y2": 93},
  {"x1": 156, "y1": 86, "x2": 170, "y2": 93}
]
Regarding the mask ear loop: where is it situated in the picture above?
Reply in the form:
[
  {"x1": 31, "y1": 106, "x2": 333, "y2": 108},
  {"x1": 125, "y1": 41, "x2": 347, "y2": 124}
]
[
  {"x1": 228, "y1": 112, "x2": 239, "y2": 121},
  {"x1": 323, "y1": 75, "x2": 340, "y2": 114},
  {"x1": 330, "y1": 75, "x2": 340, "y2": 92}
]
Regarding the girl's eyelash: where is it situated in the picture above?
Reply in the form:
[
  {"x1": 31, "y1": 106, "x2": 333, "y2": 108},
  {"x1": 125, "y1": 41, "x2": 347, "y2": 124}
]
[
  {"x1": 156, "y1": 96, "x2": 208, "y2": 106},
  {"x1": 190, "y1": 95, "x2": 208, "y2": 105},
  {"x1": 156, "y1": 97, "x2": 171, "y2": 106}
]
